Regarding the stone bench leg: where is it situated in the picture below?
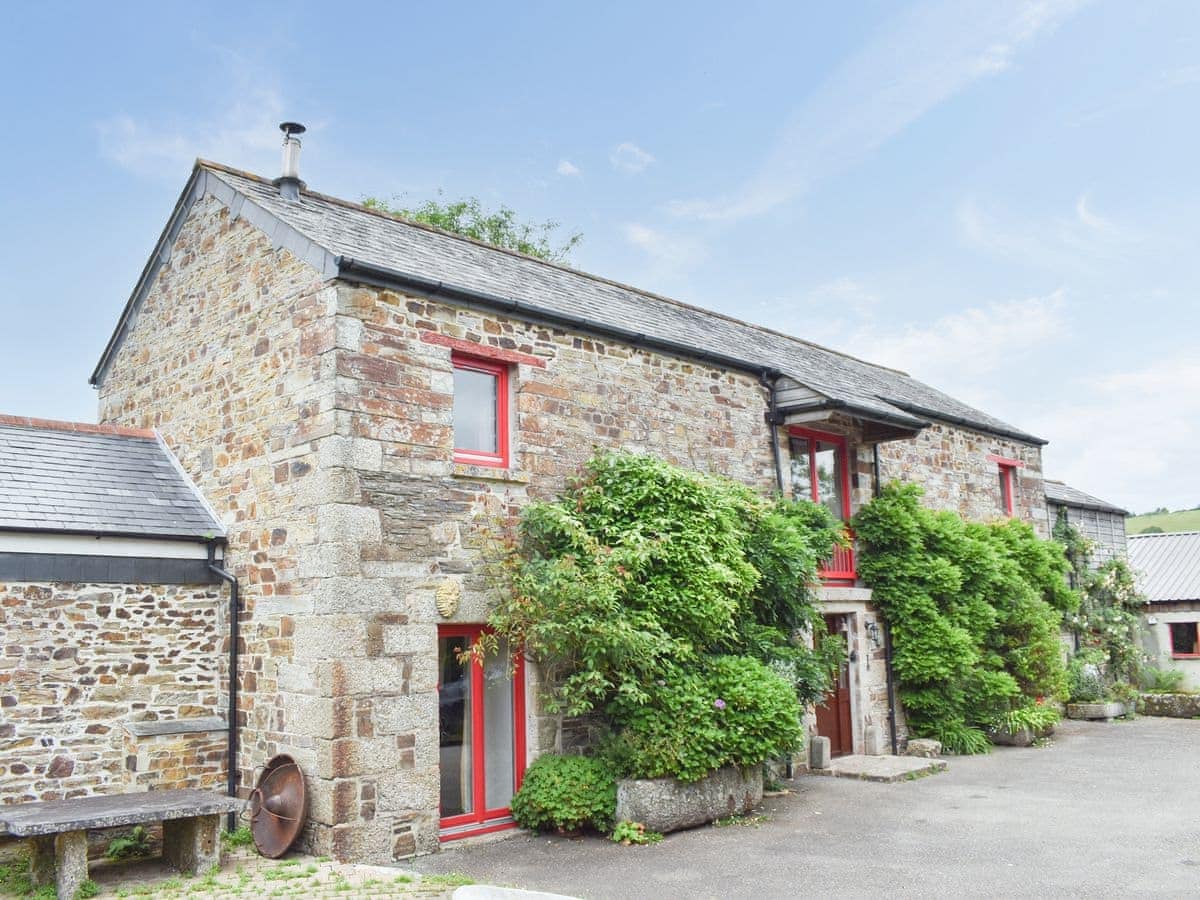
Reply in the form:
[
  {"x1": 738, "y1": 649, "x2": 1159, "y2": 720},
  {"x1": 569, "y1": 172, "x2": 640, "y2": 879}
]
[
  {"x1": 29, "y1": 831, "x2": 88, "y2": 900},
  {"x1": 163, "y1": 814, "x2": 220, "y2": 875}
]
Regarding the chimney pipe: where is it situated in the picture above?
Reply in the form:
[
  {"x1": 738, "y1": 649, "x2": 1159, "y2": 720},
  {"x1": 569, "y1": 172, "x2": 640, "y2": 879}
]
[{"x1": 274, "y1": 122, "x2": 306, "y2": 201}]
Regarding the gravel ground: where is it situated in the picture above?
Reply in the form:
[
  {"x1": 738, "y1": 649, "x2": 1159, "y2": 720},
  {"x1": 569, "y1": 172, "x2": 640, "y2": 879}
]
[{"x1": 415, "y1": 716, "x2": 1200, "y2": 899}]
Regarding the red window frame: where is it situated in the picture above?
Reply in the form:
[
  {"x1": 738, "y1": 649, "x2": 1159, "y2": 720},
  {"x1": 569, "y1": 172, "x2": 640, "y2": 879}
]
[
  {"x1": 451, "y1": 354, "x2": 510, "y2": 468},
  {"x1": 437, "y1": 624, "x2": 527, "y2": 842},
  {"x1": 788, "y1": 426, "x2": 852, "y2": 520},
  {"x1": 1169, "y1": 621, "x2": 1200, "y2": 659},
  {"x1": 788, "y1": 426, "x2": 855, "y2": 583}
]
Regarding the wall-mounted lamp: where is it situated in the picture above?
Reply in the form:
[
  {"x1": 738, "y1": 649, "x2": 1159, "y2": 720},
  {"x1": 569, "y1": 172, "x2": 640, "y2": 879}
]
[{"x1": 865, "y1": 620, "x2": 883, "y2": 650}]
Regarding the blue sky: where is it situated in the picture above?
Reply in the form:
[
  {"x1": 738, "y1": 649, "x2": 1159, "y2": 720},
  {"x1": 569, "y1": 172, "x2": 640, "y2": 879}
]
[{"x1": 1, "y1": 1, "x2": 1196, "y2": 514}]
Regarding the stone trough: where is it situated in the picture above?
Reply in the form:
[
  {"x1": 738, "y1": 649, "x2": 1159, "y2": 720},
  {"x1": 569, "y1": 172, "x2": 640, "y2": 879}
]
[{"x1": 614, "y1": 765, "x2": 763, "y2": 834}]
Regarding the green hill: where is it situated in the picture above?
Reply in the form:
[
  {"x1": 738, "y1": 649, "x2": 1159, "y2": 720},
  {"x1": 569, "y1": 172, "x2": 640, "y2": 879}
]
[{"x1": 1127, "y1": 509, "x2": 1200, "y2": 534}]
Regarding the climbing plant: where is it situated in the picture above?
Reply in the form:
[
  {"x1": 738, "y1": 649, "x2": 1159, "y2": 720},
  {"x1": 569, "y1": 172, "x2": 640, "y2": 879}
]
[
  {"x1": 1054, "y1": 512, "x2": 1146, "y2": 701},
  {"x1": 852, "y1": 483, "x2": 1076, "y2": 753},
  {"x1": 488, "y1": 450, "x2": 844, "y2": 781}
]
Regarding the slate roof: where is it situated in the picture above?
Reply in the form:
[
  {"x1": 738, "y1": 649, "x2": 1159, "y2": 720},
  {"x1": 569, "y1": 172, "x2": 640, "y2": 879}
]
[
  {"x1": 0, "y1": 417, "x2": 224, "y2": 540},
  {"x1": 1044, "y1": 480, "x2": 1128, "y2": 516},
  {"x1": 94, "y1": 161, "x2": 1047, "y2": 445},
  {"x1": 1128, "y1": 531, "x2": 1200, "y2": 603}
]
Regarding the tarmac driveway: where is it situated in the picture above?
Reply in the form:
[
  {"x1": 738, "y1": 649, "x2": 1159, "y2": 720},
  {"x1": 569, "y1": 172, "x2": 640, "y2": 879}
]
[{"x1": 415, "y1": 717, "x2": 1200, "y2": 898}]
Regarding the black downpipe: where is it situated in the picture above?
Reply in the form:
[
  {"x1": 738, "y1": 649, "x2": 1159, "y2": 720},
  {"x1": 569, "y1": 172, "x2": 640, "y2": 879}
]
[
  {"x1": 872, "y1": 445, "x2": 901, "y2": 756},
  {"x1": 759, "y1": 371, "x2": 786, "y2": 495},
  {"x1": 208, "y1": 544, "x2": 240, "y2": 832}
]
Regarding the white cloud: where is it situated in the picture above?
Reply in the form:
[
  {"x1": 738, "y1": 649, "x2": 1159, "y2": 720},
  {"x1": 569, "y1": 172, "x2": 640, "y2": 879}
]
[
  {"x1": 668, "y1": 0, "x2": 1089, "y2": 222},
  {"x1": 610, "y1": 142, "x2": 656, "y2": 174},
  {"x1": 97, "y1": 85, "x2": 286, "y2": 180},
  {"x1": 958, "y1": 192, "x2": 1145, "y2": 271},
  {"x1": 1031, "y1": 356, "x2": 1200, "y2": 513},
  {"x1": 842, "y1": 290, "x2": 1068, "y2": 384},
  {"x1": 623, "y1": 222, "x2": 703, "y2": 271},
  {"x1": 556, "y1": 159, "x2": 581, "y2": 177}
]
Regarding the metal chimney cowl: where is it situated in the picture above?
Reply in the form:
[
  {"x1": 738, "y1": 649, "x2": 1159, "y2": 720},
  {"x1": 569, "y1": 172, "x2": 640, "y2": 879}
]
[{"x1": 274, "y1": 122, "x2": 306, "y2": 201}]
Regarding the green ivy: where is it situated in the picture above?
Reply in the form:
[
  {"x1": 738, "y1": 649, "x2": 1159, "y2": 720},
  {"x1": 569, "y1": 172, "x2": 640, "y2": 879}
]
[
  {"x1": 853, "y1": 483, "x2": 1075, "y2": 753},
  {"x1": 509, "y1": 754, "x2": 617, "y2": 833},
  {"x1": 489, "y1": 450, "x2": 841, "y2": 781}
]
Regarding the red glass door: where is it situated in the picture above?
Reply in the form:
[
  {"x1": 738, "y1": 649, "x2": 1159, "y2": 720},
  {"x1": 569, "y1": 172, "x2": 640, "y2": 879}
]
[{"x1": 438, "y1": 625, "x2": 526, "y2": 840}]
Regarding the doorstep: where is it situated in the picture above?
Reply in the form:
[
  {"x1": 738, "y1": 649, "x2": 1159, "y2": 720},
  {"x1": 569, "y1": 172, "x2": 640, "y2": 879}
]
[{"x1": 810, "y1": 754, "x2": 947, "y2": 783}]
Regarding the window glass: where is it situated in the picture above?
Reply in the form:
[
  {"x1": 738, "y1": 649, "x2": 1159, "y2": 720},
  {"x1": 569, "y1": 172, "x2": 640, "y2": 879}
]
[
  {"x1": 998, "y1": 467, "x2": 1013, "y2": 515},
  {"x1": 438, "y1": 636, "x2": 474, "y2": 817},
  {"x1": 1170, "y1": 622, "x2": 1199, "y2": 656},
  {"x1": 789, "y1": 437, "x2": 812, "y2": 501},
  {"x1": 482, "y1": 639, "x2": 515, "y2": 811},
  {"x1": 814, "y1": 440, "x2": 844, "y2": 521},
  {"x1": 453, "y1": 366, "x2": 498, "y2": 454}
]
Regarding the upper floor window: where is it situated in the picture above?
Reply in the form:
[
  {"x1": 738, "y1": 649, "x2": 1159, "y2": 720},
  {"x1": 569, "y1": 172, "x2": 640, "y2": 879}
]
[
  {"x1": 452, "y1": 354, "x2": 509, "y2": 468},
  {"x1": 990, "y1": 455, "x2": 1022, "y2": 517},
  {"x1": 789, "y1": 427, "x2": 850, "y2": 521}
]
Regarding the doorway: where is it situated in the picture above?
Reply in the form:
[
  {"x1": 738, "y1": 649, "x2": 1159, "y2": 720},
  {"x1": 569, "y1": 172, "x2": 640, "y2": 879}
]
[
  {"x1": 815, "y1": 614, "x2": 854, "y2": 756},
  {"x1": 437, "y1": 625, "x2": 526, "y2": 840}
]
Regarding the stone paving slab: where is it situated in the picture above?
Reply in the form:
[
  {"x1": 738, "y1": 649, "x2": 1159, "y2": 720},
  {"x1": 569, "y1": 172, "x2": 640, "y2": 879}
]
[{"x1": 811, "y1": 753, "x2": 947, "y2": 782}]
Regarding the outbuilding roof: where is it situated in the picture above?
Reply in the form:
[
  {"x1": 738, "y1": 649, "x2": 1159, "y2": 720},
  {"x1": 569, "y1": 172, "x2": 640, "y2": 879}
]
[
  {"x1": 92, "y1": 161, "x2": 1046, "y2": 445},
  {"x1": 1044, "y1": 480, "x2": 1129, "y2": 516},
  {"x1": 1128, "y1": 531, "x2": 1200, "y2": 603},
  {"x1": 0, "y1": 416, "x2": 224, "y2": 540}
]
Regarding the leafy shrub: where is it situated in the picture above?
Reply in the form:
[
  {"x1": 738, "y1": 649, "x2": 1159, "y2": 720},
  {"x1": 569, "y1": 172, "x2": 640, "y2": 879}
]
[
  {"x1": 106, "y1": 824, "x2": 151, "y2": 859},
  {"x1": 993, "y1": 700, "x2": 1060, "y2": 736},
  {"x1": 489, "y1": 451, "x2": 842, "y2": 781},
  {"x1": 606, "y1": 656, "x2": 803, "y2": 782},
  {"x1": 1141, "y1": 668, "x2": 1187, "y2": 693},
  {"x1": 853, "y1": 483, "x2": 1075, "y2": 753},
  {"x1": 611, "y1": 820, "x2": 663, "y2": 845},
  {"x1": 1067, "y1": 651, "x2": 1105, "y2": 702},
  {"x1": 509, "y1": 754, "x2": 616, "y2": 833}
]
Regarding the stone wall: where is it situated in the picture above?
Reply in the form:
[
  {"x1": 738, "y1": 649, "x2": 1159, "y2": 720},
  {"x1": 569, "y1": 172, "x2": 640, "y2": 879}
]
[
  {"x1": 0, "y1": 581, "x2": 223, "y2": 805},
  {"x1": 96, "y1": 193, "x2": 340, "y2": 852},
  {"x1": 876, "y1": 421, "x2": 1048, "y2": 535}
]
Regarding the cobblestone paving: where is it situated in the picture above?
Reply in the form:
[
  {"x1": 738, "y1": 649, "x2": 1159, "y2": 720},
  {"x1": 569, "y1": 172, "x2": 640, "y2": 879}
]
[{"x1": 16, "y1": 848, "x2": 467, "y2": 898}]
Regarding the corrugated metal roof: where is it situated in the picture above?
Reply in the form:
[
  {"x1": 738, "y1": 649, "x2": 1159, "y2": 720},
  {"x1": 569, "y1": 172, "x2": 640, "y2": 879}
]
[
  {"x1": 94, "y1": 161, "x2": 1045, "y2": 446},
  {"x1": 1127, "y1": 531, "x2": 1200, "y2": 603},
  {"x1": 0, "y1": 419, "x2": 224, "y2": 540},
  {"x1": 1044, "y1": 480, "x2": 1128, "y2": 515}
]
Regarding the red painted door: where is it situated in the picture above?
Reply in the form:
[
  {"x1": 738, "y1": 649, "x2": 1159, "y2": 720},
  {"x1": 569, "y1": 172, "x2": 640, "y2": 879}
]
[{"x1": 815, "y1": 615, "x2": 853, "y2": 756}]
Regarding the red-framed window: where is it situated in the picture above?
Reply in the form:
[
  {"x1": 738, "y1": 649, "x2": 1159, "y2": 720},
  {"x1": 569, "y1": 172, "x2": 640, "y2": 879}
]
[
  {"x1": 788, "y1": 427, "x2": 855, "y2": 582},
  {"x1": 989, "y1": 455, "x2": 1023, "y2": 517},
  {"x1": 452, "y1": 354, "x2": 510, "y2": 468},
  {"x1": 437, "y1": 625, "x2": 526, "y2": 841},
  {"x1": 1169, "y1": 622, "x2": 1200, "y2": 658}
]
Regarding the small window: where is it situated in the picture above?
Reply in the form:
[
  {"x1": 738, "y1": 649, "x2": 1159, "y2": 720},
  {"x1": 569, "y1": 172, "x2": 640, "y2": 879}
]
[
  {"x1": 1169, "y1": 622, "x2": 1199, "y2": 658},
  {"x1": 452, "y1": 354, "x2": 509, "y2": 468},
  {"x1": 997, "y1": 463, "x2": 1016, "y2": 517}
]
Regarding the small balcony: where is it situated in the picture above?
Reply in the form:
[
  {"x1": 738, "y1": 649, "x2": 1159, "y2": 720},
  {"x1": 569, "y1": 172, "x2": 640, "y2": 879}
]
[{"x1": 819, "y1": 530, "x2": 856, "y2": 585}]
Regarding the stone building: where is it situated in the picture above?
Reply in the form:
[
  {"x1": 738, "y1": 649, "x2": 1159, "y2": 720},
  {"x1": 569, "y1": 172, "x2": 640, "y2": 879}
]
[
  {"x1": 1044, "y1": 480, "x2": 1129, "y2": 566},
  {"x1": 7, "y1": 143, "x2": 1052, "y2": 861},
  {"x1": 1129, "y1": 531, "x2": 1200, "y2": 690},
  {"x1": 0, "y1": 416, "x2": 227, "y2": 808}
]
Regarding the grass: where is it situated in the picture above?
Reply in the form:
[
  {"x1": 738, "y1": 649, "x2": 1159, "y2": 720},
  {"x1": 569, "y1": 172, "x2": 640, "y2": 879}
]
[
  {"x1": 221, "y1": 825, "x2": 255, "y2": 850},
  {"x1": 422, "y1": 872, "x2": 476, "y2": 887},
  {"x1": 712, "y1": 813, "x2": 769, "y2": 828},
  {"x1": 1127, "y1": 509, "x2": 1200, "y2": 534}
]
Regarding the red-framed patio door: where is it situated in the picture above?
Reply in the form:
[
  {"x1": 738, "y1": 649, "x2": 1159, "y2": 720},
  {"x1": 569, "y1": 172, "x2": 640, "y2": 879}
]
[{"x1": 437, "y1": 625, "x2": 526, "y2": 841}]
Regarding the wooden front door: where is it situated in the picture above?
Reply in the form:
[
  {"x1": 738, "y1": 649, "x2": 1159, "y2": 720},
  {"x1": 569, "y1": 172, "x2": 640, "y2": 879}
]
[{"x1": 815, "y1": 614, "x2": 853, "y2": 756}]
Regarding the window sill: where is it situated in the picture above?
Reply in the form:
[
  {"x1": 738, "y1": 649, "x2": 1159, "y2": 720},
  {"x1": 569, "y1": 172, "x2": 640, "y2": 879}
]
[
  {"x1": 452, "y1": 462, "x2": 531, "y2": 484},
  {"x1": 1169, "y1": 653, "x2": 1200, "y2": 660}
]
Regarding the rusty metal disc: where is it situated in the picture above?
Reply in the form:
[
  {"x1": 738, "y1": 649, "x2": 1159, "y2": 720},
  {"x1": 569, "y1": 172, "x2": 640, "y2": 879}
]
[{"x1": 250, "y1": 754, "x2": 307, "y2": 858}]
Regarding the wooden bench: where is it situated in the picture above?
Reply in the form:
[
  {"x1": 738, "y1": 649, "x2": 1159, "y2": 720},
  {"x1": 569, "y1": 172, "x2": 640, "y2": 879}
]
[{"x1": 0, "y1": 789, "x2": 244, "y2": 899}]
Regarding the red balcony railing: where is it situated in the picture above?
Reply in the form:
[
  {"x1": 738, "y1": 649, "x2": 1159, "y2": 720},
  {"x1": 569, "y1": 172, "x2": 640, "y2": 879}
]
[{"x1": 819, "y1": 530, "x2": 856, "y2": 584}]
